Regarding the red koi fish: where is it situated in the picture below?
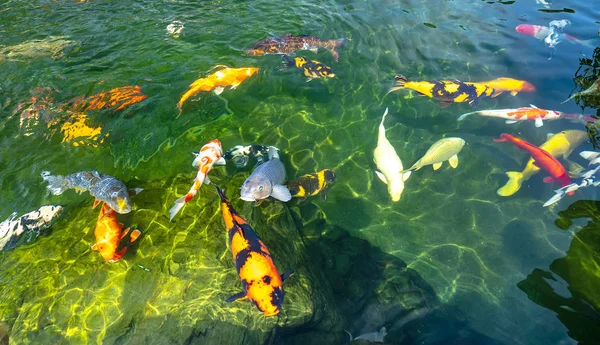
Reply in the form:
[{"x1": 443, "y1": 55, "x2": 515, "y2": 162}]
[
  {"x1": 213, "y1": 183, "x2": 294, "y2": 317},
  {"x1": 494, "y1": 134, "x2": 573, "y2": 194},
  {"x1": 169, "y1": 139, "x2": 226, "y2": 220},
  {"x1": 92, "y1": 203, "x2": 141, "y2": 262}
]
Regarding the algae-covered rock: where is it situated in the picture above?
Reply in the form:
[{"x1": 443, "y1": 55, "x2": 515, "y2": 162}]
[{"x1": 0, "y1": 173, "x2": 343, "y2": 344}]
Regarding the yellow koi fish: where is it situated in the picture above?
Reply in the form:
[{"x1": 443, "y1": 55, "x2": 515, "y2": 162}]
[{"x1": 478, "y1": 77, "x2": 536, "y2": 97}]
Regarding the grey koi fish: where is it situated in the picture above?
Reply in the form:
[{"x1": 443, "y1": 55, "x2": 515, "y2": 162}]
[
  {"x1": 41, "y1": 170, "x2": 134, "y2": 213},
  {"x1": 0, "y1": 205, "x2": 63, "y2": 250}
]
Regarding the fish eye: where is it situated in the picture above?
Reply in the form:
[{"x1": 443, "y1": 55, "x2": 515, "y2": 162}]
[{"x1": 258, "y1": 186, "x2": 264, "y2": 191}]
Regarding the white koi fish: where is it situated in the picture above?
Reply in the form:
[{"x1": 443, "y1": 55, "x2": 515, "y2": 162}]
[
  {"x1": 373, "y1": 108, "x2": 411, "y2": 202},
  {"x1": 406, "y1": 137, "x2": 465, "y2": 171},
  {"x1": 169, "y1": 139, "x2": 226, "y2": 220},
  {"x1": 458, "y1": 105, "x2": 565, "y2": 128}
]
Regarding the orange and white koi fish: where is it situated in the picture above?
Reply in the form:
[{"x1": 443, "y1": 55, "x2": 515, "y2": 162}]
[
  {"x1": 457, "y1": 105, "x2": 584, "y2": 128},
  {"x1": 478, "y1": 77, "x2": 536, "y2": 97},
  {"x1": 213, "y1": 183, "x2": 294, "y2": 317},
  {"x1": 169, "y1": 139, "x2": 226, "y2": 220},
  {"x1": 92, "y1": 203, "x2": 141, "y2": 262},
  {"x1": 177, "y1": 66, "x2": 259, "y2": 111},
  {"x1": 68, "y1": 85, "x2": 147, "y2": 112}
]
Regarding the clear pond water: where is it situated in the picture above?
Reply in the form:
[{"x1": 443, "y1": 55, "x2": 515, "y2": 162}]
[{"x1": 1, "y1": 0, "x2": 600, "y2": 344}]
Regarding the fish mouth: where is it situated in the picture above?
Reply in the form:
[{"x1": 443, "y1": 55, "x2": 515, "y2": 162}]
[{"x1": 240, "y1": 195, "x2": 256, "y2": 202}]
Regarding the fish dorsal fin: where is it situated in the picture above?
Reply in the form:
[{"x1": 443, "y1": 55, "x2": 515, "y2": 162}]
[{"x1": 530, "y1": 104, "x2": 539, "y2": 108}]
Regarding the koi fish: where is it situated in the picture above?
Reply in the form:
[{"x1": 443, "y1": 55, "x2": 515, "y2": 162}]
[
  {"x1": 494, "y1": 133, "x2": 573, "y2": 193},
  {"x1": 224, "y1": 144, "x2": 277, "y2": 168},
  {"x1": 92, "y1": 202, "x2": 141, "y2": 262},
  {"x1": 0, "y1": 205, "x2": 63, "y2": 251},
  {"x1": 388, "y1": 75, "x2": 494, "y2": 108},
  {"x1": 286, "y1": 169, "x2": 336, "y2": 200},
  {"x1": 562, "y1": 78, "x2": 600, "y2": 104},
  {"x1": 345, "y1": 327, "x2": 387, "y2": 343},
  {"x1": 498, "y1": 130, "x2": 587, "y2": 196},
  {"x1": 283, "y1": 56, "x2": 335, "y2": 82},
  {"x1": 68, "y1": 85, "x2": 147, "y2": 112},
  {"x1": 169, "y1": 139, "x2": 226, "y2": 220},
  {"x1": 373, "y1": 108, "x2": 411, "y2": 202},
  {"x1": 458, "y1": 105, "x2": 561, "y2": 127},
  {"x1": 516, "y1": 22, "x2": 596, "y2": 54},
  {"x1": 212, "y1": 183, "x2": 294, "y2": 317},
  {"x1": 240, "y1": 147, "x2": 292, "y2": 202},
  {"x1": 405, "y1": 137, "x2": 465, "y2": 172},
  {"x1": 59, "y1": 113, "x2": 107, "y2": 147},
  {"x1": 247, "y1": 34, "x2": 345, "y2": 61},
  {"x1": 41, "y1": 170, "x2": 135, "y2": 213},
  {"x1": 478, "y1": 77, "x2": 536, "y2": 97},
  {"x1": 177, "y1": 66, "x2": 259, "y2": 111}
]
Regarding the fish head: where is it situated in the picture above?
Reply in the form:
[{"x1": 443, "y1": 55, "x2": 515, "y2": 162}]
[
  {"x1": 240, "y1": 175, "x2": 272, "y2": 201},
  {"x1": 91, "y1": 240, "x2": 119, "y2": 262},
  {"x1": 323, "y1": 169, "x2": 337, "y2": 184},
  {"x1": 520, "y1": 80, "x2": 536, "y2": 92},
  {"x1": 389, "y1": 180, "x2": 404, "y2": 202},
  {"x1": 106, "y1": 185, "x2": 132, "y2": 214},
  {"x1": 515, "y1": 24, "x2": 536, "y2": 36},
  {"x1": 37, "y1": 205, "x2": 64, "y2": 223},
  {"x1": 562, "y1": 130, "x2": 588, "y2": 147}
]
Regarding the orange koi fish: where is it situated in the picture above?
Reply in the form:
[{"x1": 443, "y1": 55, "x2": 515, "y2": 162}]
[
  {"x1": 478, "y1": 77, "x2": 536, "y2": 97},
  {"x1": 177, "y1": 66, "x2": 259, "y2": 111},
  {"x1": 169, "y1": 139, "x2": 226, "y2": 220},
  {"x1": 213, "y1": 183, "x2": 294, "y2": 316},
  {"x1": 69, "y1": 85, "x2": 147, "y2": 112},
  {"x1": 92, "y1": 203, "x2": 141, "y2": 262},
  {"x1": 494, "y1": 133, "x2": 573, "y2": 193}
]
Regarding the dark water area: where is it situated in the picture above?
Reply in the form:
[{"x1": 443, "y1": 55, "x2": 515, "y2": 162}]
[{"x1": 1, "y1": 0, "x2": 600, "y2": 344}]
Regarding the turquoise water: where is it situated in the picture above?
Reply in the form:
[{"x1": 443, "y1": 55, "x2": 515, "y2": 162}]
[{"x1": 1, "y1": 0, "x2": 600, "y2": 344}]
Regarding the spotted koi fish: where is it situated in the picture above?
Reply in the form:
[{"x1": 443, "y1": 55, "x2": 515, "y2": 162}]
[
  {"x1": 388, "y1": 75, "x2": 494, "y2": 108},
  {"x1": 494, "y1": 133, "x2": 573, "y2": 193},
  {"x1": 283, "y1": 56, "x2": 335, "y2": 82},
  {"x1": 41, "y1": 170, "x2": 134, "y2": 214},
  {"x1": 92, "y1": 202, "x2": 141, "y2": 262},
  {"x1": 213, "y1": 183, "x2": 294, "y2": 317},
  {"x1": 286, "y1": 169, "x2": 336, "y2": 200},
  {"x1": 0, "y1": 205, "x2": 63, "y2": 251},
  {"x1": 169, "y1": 139, "x2": 226, "y2": 220},
  {"x1": 247, "y1": 34, "x2": 345, "y2": 62},
  {"x1": 458, "y1": 105, "x2": 595, "y2": 127}
]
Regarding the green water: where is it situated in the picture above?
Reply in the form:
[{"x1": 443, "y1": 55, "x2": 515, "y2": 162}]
[{"x1": 1, "y1": 0, "x2": 600, "y2": 344}]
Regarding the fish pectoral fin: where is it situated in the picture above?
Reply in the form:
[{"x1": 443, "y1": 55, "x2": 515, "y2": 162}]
[
  {"x1": 213, "y1": 86, "x2": 225, "y2": 95},
  {"x1": 439, "y1": 100, "x2": 453, "y2": 108},
  {"x1": 505, "y1": 120, "x2": 518, "y2": 124},
  {"x1": 448, "y1": 155, "x2": 459, "y2": 168},
  {"x1": 93, "y1": 199, "x2": 101, "y2": 209},
  {"x1": 532, "y1": 161, "x2": 541, "y2": 168},
  {"x1": 534, "y1": 117, "x2": 544, "y2": 127},
  {"x1": 216, "y1": 156, "x2": 227, "y2": 165},
  {"x1": 543, "y1": 176, "x2": 556, "y2": 183},
  {"x1": 230, "y1": 83, "x2": 241, "y2": 90},
  {"x1": 203, "y1": 176, "x2": 211, "y2": 185},
  {"x1": 271, "y1": 185, "x2": 292, "y2": 202},
  {"x1": 564, "y1": 159, "x2": 585, "y2": 177},
  {"x1": 91, "y1": 243, "x2": 99, "y2": 251},
  {"x1": 402, "y1": 170, "x2": 412, "y2": 181},
  {"x1": 510, "y1": 91, "x2": 518, "y2": 96},
  {"x1": 128, "y1": 188, "x2": 144, "y2": 197},
  {"x1": 306, "y1": 77, "x2": 313, "y2": 82},
  {"x1": 120, "y1": 227, "x2": 131, "y2": 240},
  {"x1": 319, "y1": 189, "x2": 328, "y2": 200},
  {"x1": 529, "y1": 104, "x2": 539, "y2": 108},
  {"x1": 225, "y1": 291, "x2": 247, "y2": 303},
  {"x1": 547, "y1": 132, "x2": 555, "y2": 140},
  {"x1": 491, "y1": 90, "x2": 503, "y2": 98},
  {"x1": 375, "y1": 171, "x2": 388, "y2": 184},
  {"x1": 432, "y1": 162, "x2": 443, "y2": 170},
  {"x1": 129, "y1": 229, "x2": 142, "y2": 243},
  {"x1": 281, "y1": 269, "x2": 295, "y2": 281}
]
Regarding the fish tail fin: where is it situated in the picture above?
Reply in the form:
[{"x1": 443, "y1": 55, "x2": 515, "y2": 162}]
[
  {"x1": 387, "y1": 75, "x2": 408, "y2": 94},
  {"x1": 497, "y1": 171, "x2": 524, "y2": 197},
  {"x1": 280, "y1": 55, "x2": 295, "y2": 70},
  {"x1": 40, "y1": 171, "x2": 68, "y2": 195},
  {"x1": 169, "y1": 195, "x2": 188, "y2": 221},
  {"x1": 328, "y1": 38, "x2": 345, "y2": 62}
]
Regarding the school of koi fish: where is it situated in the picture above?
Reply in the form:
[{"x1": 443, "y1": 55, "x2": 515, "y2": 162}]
[{"x1": 3, "y1": 13, "x2": 600, "y2": 326}]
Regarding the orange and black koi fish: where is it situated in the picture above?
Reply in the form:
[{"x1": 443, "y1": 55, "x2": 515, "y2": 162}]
[
  {"x1": 283, "y1": 56, "x2": 335, "y2": 82},
  {"x1": 286, "y1": 169, "x2": 336, "y2": 200},
  {"x1": 247, "y1": 34, "x2": 345, "y2": 62},
  {"x1": 213, "y1": 183, "x2": 294, "y2": 317}
]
